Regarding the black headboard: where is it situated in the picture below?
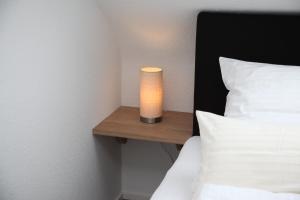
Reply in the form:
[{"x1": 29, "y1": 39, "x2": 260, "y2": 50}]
[{"x1": 193, "y1": 11, "x2": 300, "y2": 136}]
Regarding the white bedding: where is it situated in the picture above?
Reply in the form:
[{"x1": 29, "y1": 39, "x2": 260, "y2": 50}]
[
  {"x1": 150, "y1": 136, "x2": 300, "y2": 200},
  {"x1": 150, "y1": 136, "x2": 201, "y2": 200},
  {"x1": 196, "y1": 184, "x2": 300, "y2": 200}
]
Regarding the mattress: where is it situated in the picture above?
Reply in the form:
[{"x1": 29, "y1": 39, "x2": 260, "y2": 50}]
[{"x1": 150, "y1": 136, "x2": 201, "y2": 200}]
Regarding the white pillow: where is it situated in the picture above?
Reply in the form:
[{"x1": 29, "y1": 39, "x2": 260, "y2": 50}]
[
  {"x1": 194, "y1": 184, "x2": 300, "y2": 200},
  {"x1": 220, "y1": 57, "x2": 300, "y2": 123},
  {"x1": 195, "y1": 111, "x2": 300, "y2": 196}
]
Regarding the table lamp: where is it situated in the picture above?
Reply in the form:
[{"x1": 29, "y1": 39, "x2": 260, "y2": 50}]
[{"x1": 140, "y1": 67, "x2": 163, "y2": 123}]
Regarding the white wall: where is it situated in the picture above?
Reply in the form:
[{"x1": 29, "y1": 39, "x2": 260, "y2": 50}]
[
  {"x1": 0, "y1": 1, "x2": 121, "y2": 200},
  {"x1": 99, "y1": 0, "x2": 300, "y2": 114},
  {"x1": 98, "y1": 0, "x2": 300, "y2": 198}
]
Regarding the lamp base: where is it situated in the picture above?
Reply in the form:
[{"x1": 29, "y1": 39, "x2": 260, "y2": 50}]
[{"x1": 140, "y1": 116, "x2": 162, "y2": 124}]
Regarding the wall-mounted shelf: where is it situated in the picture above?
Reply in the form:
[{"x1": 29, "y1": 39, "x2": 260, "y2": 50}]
[{"x1": 93, "y1": 106, "x2": 193, "y2": 144}]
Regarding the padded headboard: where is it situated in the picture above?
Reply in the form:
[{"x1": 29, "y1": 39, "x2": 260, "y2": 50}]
[{"x1": 193, "y1": 11, "x2": 300, "y2": 136}]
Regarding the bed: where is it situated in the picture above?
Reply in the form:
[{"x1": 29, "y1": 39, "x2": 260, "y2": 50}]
[
  {"x1": 151, "y1": 11, "x2": 300, "y2": 200},
  {"x1": 151, "y1": 136, "x2": 201, "y2": 200}
]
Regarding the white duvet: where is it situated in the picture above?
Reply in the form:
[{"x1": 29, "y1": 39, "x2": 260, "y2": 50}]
[
  {"x1": 151, "y1": 137, "x2": 300, "y2": 200},
  {"x1": 196, "y1": 184, "x2": 300, "y2": 200},
  {"x1": 150, "y1": 137, "x2": 201, "y2": 200}
]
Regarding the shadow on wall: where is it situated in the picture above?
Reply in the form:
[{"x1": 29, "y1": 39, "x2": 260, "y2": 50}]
[{"x1": 92, "y1": 136, "x2": 122, "y2": 199}]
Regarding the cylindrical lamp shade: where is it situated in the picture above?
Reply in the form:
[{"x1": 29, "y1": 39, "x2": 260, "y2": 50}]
[{"x1": 140, "y1": 67, "x2": 163, "y2": 123}]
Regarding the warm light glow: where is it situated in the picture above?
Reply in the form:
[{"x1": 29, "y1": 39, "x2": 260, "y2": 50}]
[
  {"x1": 140, "y1": 67, "x2": 163, "y2": 120},
  {"x1": 131, "y1": 25, "x2": 175, "y2": 49}
]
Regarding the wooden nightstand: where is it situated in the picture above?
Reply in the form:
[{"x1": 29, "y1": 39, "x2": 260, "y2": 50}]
[{"x1": 93, "y1": 106, "x2": 193, "y2": 145}]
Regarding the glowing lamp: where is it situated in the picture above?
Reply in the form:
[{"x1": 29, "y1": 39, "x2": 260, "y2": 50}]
[{"x1": 140, "y1": 67, "x2": 163, "y2": 123}]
